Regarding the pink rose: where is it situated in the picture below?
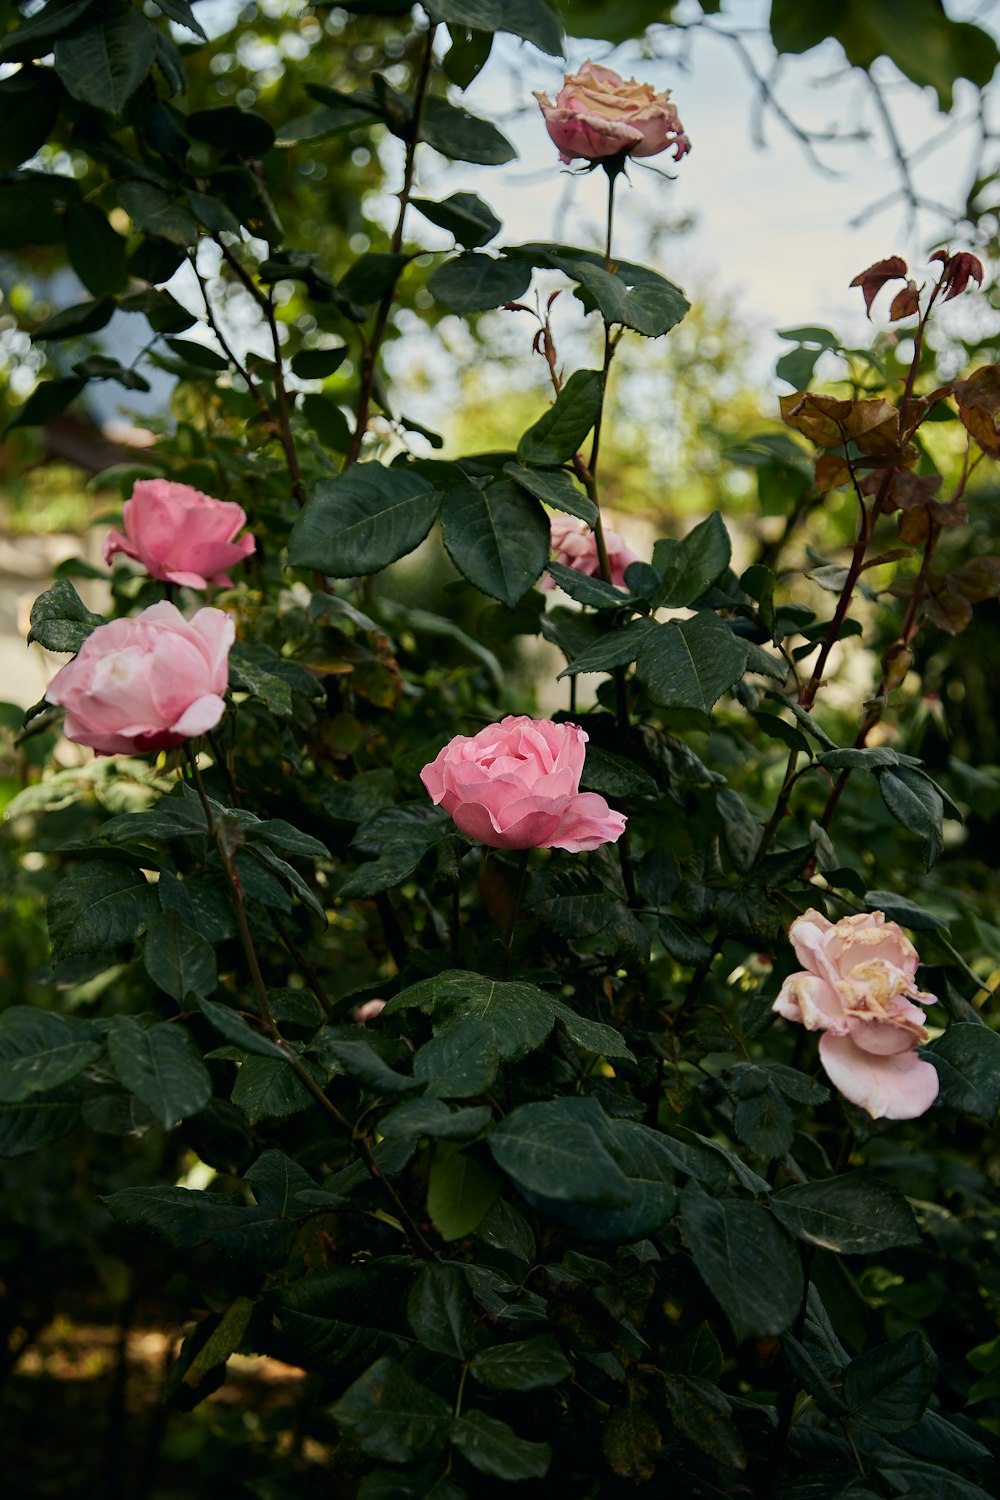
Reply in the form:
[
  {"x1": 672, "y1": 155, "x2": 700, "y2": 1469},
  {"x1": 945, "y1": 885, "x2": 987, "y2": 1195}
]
[
  {"x1": 103, "y1": 479, "x2": 255, "y2": 589},
  {"x1": 535, "y1": 61, "x2": 690, "y2": 166},
  {"x1": 45, "y1": 601, "x2": 234, "y2": 756},
  {"x1": 420, "y1": 715, "x2": 626, "y2": 853},
  {"x1": 543, "y1": 515, "x2": 639, "y2": 591},
  {"x1": 773, "y1": 908, "x2": 939, "y2": 1121},
  {"x1": 353, "y1": 999, "x2": 387, "y2": 1025}
]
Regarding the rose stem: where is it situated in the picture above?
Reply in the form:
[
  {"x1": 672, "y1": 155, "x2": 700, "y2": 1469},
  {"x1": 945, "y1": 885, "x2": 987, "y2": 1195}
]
[
  {"x1": 185, "y1": 745, "x2": 435, "y2": 1258},
  {"x1": 502, "y1": 849, "x2": 531, "y2": 981}
]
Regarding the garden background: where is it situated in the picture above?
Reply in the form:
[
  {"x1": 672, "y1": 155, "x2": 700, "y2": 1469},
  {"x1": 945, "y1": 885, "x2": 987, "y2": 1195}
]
[{"x1": 2, "y1": 2, "x2": 1000, "y2": 1498}]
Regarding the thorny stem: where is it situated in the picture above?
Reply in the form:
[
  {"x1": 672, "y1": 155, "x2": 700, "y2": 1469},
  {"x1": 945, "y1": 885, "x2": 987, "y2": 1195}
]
[
  {"x1": 346, "y1": 23, "x2": 436, "y2": 466},
  {"x1": 185, "y1": 748, "x2": 435, "y2": 1259}
]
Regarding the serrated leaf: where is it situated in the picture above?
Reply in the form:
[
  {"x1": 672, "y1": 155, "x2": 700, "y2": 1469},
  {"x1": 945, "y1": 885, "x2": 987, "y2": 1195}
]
[
  {"x1": 54, "y1": 8, "x2": 156, "y2": 115},
  {"x1": 503, "y1": 461, "x2": 597, "y2": 524},
  {"x1": 440, "y1": 478, "x2": 549, "y2": 607},
  {"x1": 0, "y1": 1008, "x2": 103, "y2": 1104},
  {"x1": 489, "y1": 1097, "x2": 631, "y2": 1207},
  {"x1": 654, "y1": 513, "x2": 731, "y2": 606},
  {"x1": 408, "y1": 1263, "x2": 478, "y2": 1359},
  {"x1": 517, "y1": 369, "x2": 602, "y2": 465},
  {"x1": 419, "y1": 95, "x2": 515, "y2": 164},
  {"x1": 450, "y1": 1410, "x2": 550, "y2": 1480},
  {"x1": 289, "y1": 465, "x2": 438, "y2": 577},
  {"x1": 427, "y1": 252, "x2": 531, "y2": 314},
  {"x1": 844, "y1": 1332, "x2": 937, "y2": 1434},
  {"x1": 28, "y1": 580, "x2": 106, "y2": 654},
  {"x1": 427, "y1": 1142, "x2": 501, "y2": 1240},
  {"x1": 49, "y1": 860, "x2": 159, "y2": 960},
  {"x1": 471, "y1": 1334, "x2": 570, "y2": 1390},
  {"x1": 384, "y1": 970, "x2": 555, "y2": 1062},
  {"x1": 107, "y1": 1018, "x2": 212, "y2": 1129},
  {"x1": 379, "y1": 1098, "x2": 492, "y2": 1142},
  {"x1": 772, "y1": 1171, "x2": 921, "y2": 1253},
  {"x1": 413, "y1": 1020, "x2": 499, "y2": 1100},
  {"x1": 334, "y1": 1357, "x2": 452, "y2": 1462},
  {"x1": 636, "y1": 613, "x2": 749, "y2": 714},
  {"x1": 412, "y1": 191, "x2": 501, "y2": 249},
  {"x1": 681, "y1": 1182, "x2": 803, "y2": 1341},
  {"x1": 143, "y1": 910, "x2": 217, "y2": 1002},
  {"x1": 927, "y1": 1023, "x2": 1000, "y2": 1120}
]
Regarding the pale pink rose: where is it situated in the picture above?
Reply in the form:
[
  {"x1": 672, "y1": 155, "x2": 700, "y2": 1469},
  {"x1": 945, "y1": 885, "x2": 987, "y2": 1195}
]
[
  {"x1": 420, "y1": 715, "x2": 626, "y2": 853},
  {"x1": 45, "y1": 601, "x2": 234, "y2": 756},
  {"x1": 535, "y1": 61, "x2": 690, "y2": 166},
  {"x1": 353, "y1": 999, "x2": 387, "y2": 1025},
  {"x1": 543, "y1": 515, "x2": 639, "y2": 591},
  {"x1": 773, "y1": 908, "x2": 939, "y2": 1121},
  {"x1": 103, "y1": 479, "x2": 255, "y2": 589}
]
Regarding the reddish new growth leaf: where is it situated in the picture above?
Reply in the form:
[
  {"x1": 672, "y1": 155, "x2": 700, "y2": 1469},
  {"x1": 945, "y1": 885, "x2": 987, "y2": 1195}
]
[
  {"x1": 889, "y1": 281, "x2": 921, "y2": 322},
  {"x1": 930, "y1": 248, "x2": 985, "y2": 302},
  {"x1": 850, "y1": 256, "x2": 908, "y2": 317}
]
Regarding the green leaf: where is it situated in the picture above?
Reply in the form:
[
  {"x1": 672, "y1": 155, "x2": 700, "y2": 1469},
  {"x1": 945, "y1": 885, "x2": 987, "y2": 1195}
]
[
  {"x1": 153, "y1": 0, "x2": 208, "y2": 40},
  {"x1": 0, "y1": 1008, "x2": 103, "y2": 1104},
  {"x1": 864, "y1": 889, "x2": 946, "y2": 931},
  {"x1": 187, "y1": 106, "x2": 275, "y2": 155},
  {"x1": 680, "y1": 1182, "x2": 803, "y2": 1341},
  {"x1": 772, "y1": 1171, "x2": 921, "y2": 1253},
  {"x1": 1, "y1": 0, "x2": 94, "y2": 63},
  {"x1": 580, "y1": 746, "x2": 658, "y2": 800},
  {"x1": 384, "y1": 970, "x2": 555, "y2": 1063},
  {"x1": 379, "y1": 1098, "x2": 492, "y2": 1142},
  {"x1": 559, "y1": 618, "x2": 658, "y2": 678},
  {"x1": 197, "y1": 999, "x2": 289, "y2": 1060},
  {"x1": 427, "y1": 1142, "x2": 501, "y2": 1239},
  {"x1": 164, "y1": 337, "x2": 229, "y2": 372},
  {"x1": 231, "y1": 1054, "x2": 315, "y2": 1124},
  {"x1": 288, "y1": 465, "x2": 439, "y2": 577},
  {"x1": 546, "y1": 561, "x2": 628, "y2": 609},
  {"x1": 636, "y1": 613, "x2": 749, "y2": 714},
  {"x1": 873, "y1": 1456, "x2": 994, "y2": 1500},
  {"x1": 65, "y1": 203, "x2": 128, "y2": 298},
  {"x1": 550, "y1": 999, "x2": 634, "y2": 1062},
  {"x1": 450, "y1": 1410, "x2": 551, "y2": 1480},
  {"x1": 927, "y1": 1023, "x2": 1000, "y2": 1121},
  {"x1": 428, "y1": 252, "x2": 531, "y2": 314},
  {"x1": 653, "y1": 512, "x2": 731, "y2": 607},
  {"x1": 118, "y1": 182, "x2": 198, "y2": 246},
  {"x1": 339, "y1": 252, "x2": 408, "y2": 306},
  {"x1": 412, "y1": 191, "x2": 501, "y2": 249},
  {"x1": 420, "y1": 96, "x2": 516, "y2": 165},
  {"x1": 877, "y1": 767, "x2": 946, "y2": 868},
  {"x1": 817, "y1": 746, "x2": 900, "y2": 770},
  {"x1": 48, "y1": 860, "x2": 159, "y2": 960},
  {"x1": 143, "y1": 910, "x2": 217, "y2": 1002},
  {"x1": 291, "y1": 345, "x2": 348, "y2": 379},
  {"x1": 33, "y1": 296, "x2": 116, "y2": 342},
  {"x1": 500, "y1": 0, "x2": 563, "y2": 54},
  {"x1": 0, "y1": 1088, "x2": 80, "y2": 1157},
  {"x1": 244, "y1": 1150, "x2": 316, "y2": 1216},
  {"x1": 0, "y1": 65, "x2": 60, "y2": 171},
  {"x1": 107, "y1": 1018, "x2": 212, "y2": 1129},
  {"x1": 172, "y1": 1295, "x2": 254, "y2": 1394},
  {"x1": 503, "y1": 461, "x2": 597, "y2": 524},
  {"x1": 311, "y1": 1026, "x2": 419, "y2": 1093},
  {"x1": 413, "y1": 1020, "x2": 499, "y2": 1100},
  {"x1": 408, "y1": 1263, "x2": 478, "y2": 1359},
  {"x1": 440, "y1": 478, "x2": 549, "y2": 607},
  {"x1": 489, "y1": 1097, "x2": 632, "y2": 1207},
  {"x1": 103, "y1": 1184, "x2": 294, "y2": 1269},
  {"x1": 507, "y1": 242, "x2": 689, "y2": 339},
  {"x1": 471, "y1": 1334, "x2": 570, "y2": 1390},
  {"x1": 733, "y1": 1087, "x2": 795, "y2": 1160},
  {"x1": 517, "y1": 369, "x2": 602, "y2": 465},
  {"x1": 54, "y1": 7, "x2": 156, "y2": 116},
  {"x1": 844, "y1": 1332, "x2": 937, "y2": 1434},
  {"x1": 443, "y1": 25, "x2": 494, "y2": 87},
  {"x1": 301, "y1": 393, "x2": 352, "y2": 452},
  {"x1": 529, "y1": 1117, "x2": 676, "y2": 1242},
  {"x1": 4, "y1": 376, "x2": 86, "y2": 433},
  {"x1": 334, "y1": 1357, "x2": 452, "y2": 1462},
  {"x1": 425, "y1": 0, "x2": 501, "y2": 26},
  {"x1": 27, "y1": 579, "x2": 105, "y2": 655},
  {"x1": 663, "y1": 1374, "x2": 747, "y2": 1470}
]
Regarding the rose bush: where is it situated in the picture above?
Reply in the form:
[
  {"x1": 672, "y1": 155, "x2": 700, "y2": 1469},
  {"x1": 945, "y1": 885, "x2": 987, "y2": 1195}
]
[
  {"x1": 44, "y1": 602, "x2": 234, "y2": 755},
  {"x1": 535, "y1": 60, "x2": 690, "y2": 164},
  {"x1": 103, "y1": 478, "x2": 256, "y2": 589},
  {"x1": 773, "y1": 909, "x2": 940, "y2": 1119},
  {"x1": 421, "y1": 715, "x2": 626, "y2": 850}
]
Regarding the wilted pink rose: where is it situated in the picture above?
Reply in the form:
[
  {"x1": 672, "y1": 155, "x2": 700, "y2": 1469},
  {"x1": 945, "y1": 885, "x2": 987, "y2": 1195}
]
[
  {"x1": 45, "y1": 601, "x2": 234, "y2": 756},
  {"x1": 103, "y1": 479, "x2": 255, "y2": 589},
  {"x1": 420, "y1": 715, "x2": 626, "y2": 853},
  {"x1": 543, "y1": 515, "x2": 639, "y2": 591},
  {"x1": 535, "y1": 61, "x2": 690, "y2": 166},
  {"x1": 773, "y1": 908, "x2": 939, "y2": 1121}
]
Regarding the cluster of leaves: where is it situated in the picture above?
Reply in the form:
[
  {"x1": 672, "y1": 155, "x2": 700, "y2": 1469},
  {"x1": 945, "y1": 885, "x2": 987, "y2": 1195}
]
[{"x1": 2, "y1": 2, "x2": 1000, "y2": 1497}]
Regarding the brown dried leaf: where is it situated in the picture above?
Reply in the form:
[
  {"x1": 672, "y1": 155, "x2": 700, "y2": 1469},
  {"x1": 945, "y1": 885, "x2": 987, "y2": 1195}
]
[
  {"x1": 881, "y1": 468, "x2": 943, "y2": 513},
  {"x1": 780, "y1": 391, "x2": 852, "y2": 448},
  {"x1": 898, "y1": 507, "x2": 930, "y2": 545},
  {"x1": 889, "y1": 282, "x2": 920, "y2": 321},
  {"x1": 602, "y1": 1405, "x2": 662, "y2": 1481},
  {"x1": 924, "y1": 582, "x2": 973, "y2": 635},
  {"x1": 952, "y1": 365, "x2": 1000, "y2": 458},
  {"x1": 850, "y1": 255, "x2": 908, "y2": 316},
  {"x1": 951, "y1": 555, "x2": 1000, "y2": 603},
  {"x1": 931, "y1": 248, "x2": 985, "y2": 303},
  {"x1": 814, "y1": 453, "x2": 851, "y2": 492},
  {"x1": 843, "y1": 398, "x2": 901, "y2": 457}
]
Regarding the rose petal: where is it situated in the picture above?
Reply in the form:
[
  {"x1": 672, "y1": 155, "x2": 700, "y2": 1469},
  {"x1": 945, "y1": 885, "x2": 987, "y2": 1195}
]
[{"x1": 818, "y1": 1033, "x2": 940, "y2": 1120}]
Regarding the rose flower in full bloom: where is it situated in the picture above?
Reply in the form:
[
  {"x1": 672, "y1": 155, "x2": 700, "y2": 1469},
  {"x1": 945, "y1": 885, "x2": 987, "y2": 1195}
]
[
  {"x1": 103, "y1": 478, "x2": 256, "y2": 589},
  {"x1": 421, "y1": 716, "x2": 626, "y2": 852},
  {"x1": 544, "y1": 514, "x2": 638, "y2": 591},
  {"x1": 772, "y1": 908, "x2": 939, "y2": 1120},
  {"x1": 535, "y1": 61, "x2": 690, "y2": 166},
  {"x1": 45, "y1": 602, "x2": 234, "y2": 756}
]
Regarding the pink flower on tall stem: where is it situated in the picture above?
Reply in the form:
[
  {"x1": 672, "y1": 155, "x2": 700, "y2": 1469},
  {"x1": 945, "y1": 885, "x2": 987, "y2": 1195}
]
[
  {"x1": 421, "y1": 716, "x2": 626, "y2": 853},
  {"x1": 535, "y1": 61, "x2": 690, "y2": 166},
  {"x1": 772, "y1": 908, "x2": 939, "y2": 1121},
  {"x1": 103, "y1": 479, "x2": 255, "y2": 589}
]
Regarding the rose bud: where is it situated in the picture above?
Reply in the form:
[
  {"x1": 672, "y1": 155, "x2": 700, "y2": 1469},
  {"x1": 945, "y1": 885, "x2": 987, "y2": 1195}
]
[
  {"x1": 543, "y1": 515, "x2": 639, "y2": 591},
  {"x1": 535, "y1": 61, "x2": 689, "y2": 166},
  {"x1": 103, "y1": 478, "x2": 256, "y2": 589},
  {"x1": 45, "y1": 601, "x2": 234, "y2": 756},
  {"x1": 421, "y1": 716, "x2": 626, "y2": 853},
  {"x1": 772, "y1": 908, "x2": 939, "y2": 1120}
]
